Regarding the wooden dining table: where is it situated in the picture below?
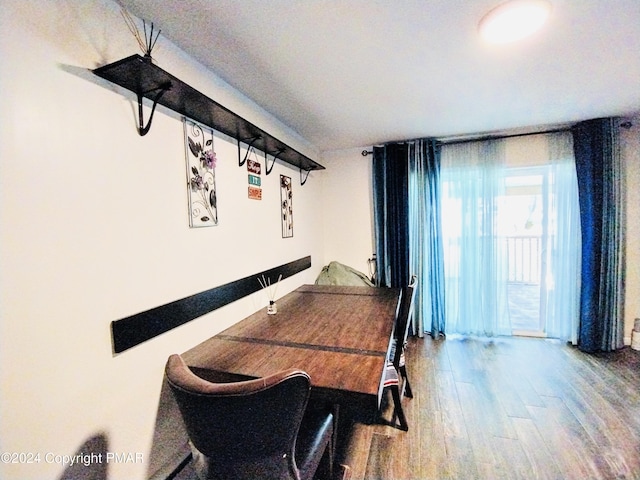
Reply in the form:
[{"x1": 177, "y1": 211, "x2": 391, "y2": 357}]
[{"x1": 182, "y1": 284, "x2": 400, "y2": 413}]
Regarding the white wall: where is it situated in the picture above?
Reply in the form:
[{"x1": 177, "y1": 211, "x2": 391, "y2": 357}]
[
  {"x1": 621, "y1": 115, "x2": 640, "y2": 344},
  {"x1": 0, "y1": 1, "x2": 324, "y2": 479},
  {"x1": 320, "y1": 148, "x2": 376, "y2": 277},
  {"x1": 1, "y1": 2, "x2": 636, "y2": 479}
]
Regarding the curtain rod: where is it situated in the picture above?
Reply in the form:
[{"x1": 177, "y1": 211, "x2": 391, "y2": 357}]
[
  {"x1": 361, "y1": 118, "x2": 633, "y2": 156},
  {"x1": 361, "y1": 126, "x2": 570, "y2": 156},
  {"x1": 436, "y1": 126, "x2": 571, "y2": 146},
  {"x1": 436, "y1": 118, "x2": 633, "y2": 146}
]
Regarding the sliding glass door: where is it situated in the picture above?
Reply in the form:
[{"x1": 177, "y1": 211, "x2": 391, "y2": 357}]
[
  {"x1": 500, "y1": 167, "x2": 547, "y2": 336},
  {"x1": 439, "y1": 133, "x2": 580, "y2": 342}
]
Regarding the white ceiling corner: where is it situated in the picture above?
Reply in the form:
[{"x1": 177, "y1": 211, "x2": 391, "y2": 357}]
[{"x1": 116, "y1": 0, "x2": 640, "y2": 152}]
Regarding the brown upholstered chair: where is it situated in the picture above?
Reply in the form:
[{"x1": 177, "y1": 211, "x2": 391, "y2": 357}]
[
  {"x1": 381, "y1": 275, "x2": 418, "y2": 431},
  {"x1": 165, "y1": 354, "x2": 334, "y2": 480}
]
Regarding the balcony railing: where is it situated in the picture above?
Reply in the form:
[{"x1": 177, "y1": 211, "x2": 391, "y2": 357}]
[
  {"x1": 505, "y1": 235, "x2": 541, "y2": 284},
  {"x1": 443, "y1": 235, "x2": 543, "y2": 285}
]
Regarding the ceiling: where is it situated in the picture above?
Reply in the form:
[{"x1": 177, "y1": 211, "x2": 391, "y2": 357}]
[{"x1": 117, "y1": 0, "x2": 640, "y2": 152}]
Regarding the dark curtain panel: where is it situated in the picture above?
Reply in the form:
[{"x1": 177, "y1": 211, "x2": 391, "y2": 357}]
[
  {"x1": 372, "y1": 144, "x2": 410, "y2": 288},
  {"x1": 408, "y1": 139, "x2": 446, "y2": 337},
  {"x1": 572, "y1": 118, "x2": 625, "y2": 353}
]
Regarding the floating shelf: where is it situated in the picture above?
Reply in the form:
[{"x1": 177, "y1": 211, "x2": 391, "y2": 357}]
[{"x1": 93, "y1": 54, "x2": 324, "y2": 178}]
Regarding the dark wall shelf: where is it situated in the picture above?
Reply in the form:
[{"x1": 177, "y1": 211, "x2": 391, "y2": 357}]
[{"x1": 93, "y1": 54, "x2": 324, "y2": 176}]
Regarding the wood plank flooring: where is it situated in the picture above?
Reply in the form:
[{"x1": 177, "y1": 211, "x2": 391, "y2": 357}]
[{"x1": 338, "y1": 335, "x2": 640, "y2": 480}]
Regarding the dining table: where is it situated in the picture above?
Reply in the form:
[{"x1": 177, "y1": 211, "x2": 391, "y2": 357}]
[{"x1": 182, "y1": 283, "x2": 401, "y2": 415}]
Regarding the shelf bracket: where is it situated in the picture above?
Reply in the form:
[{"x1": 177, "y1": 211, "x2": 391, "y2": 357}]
[
  {"x1": 94, "y1": 55, "x2": 324, "y2": 172},
  {"x1": 136, "y1": 82, "x2": 171, "y2": 136},
  {"x1": 266, "y1": 148, "x2": 285, "y2": 175},
  {"x1": 300, "y1": 167, "x2": 312, "y2": 186},
  {"x1": 237, "y1": 135, "x2": 261, "y2": 167}
]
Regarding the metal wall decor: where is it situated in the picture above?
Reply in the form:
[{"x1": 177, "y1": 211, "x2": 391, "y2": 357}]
[
  {"x1": 280, "y1": 175, "x2": 293, "y2": 238},
  {"x1": 184, "y1": 118, "x2": 218, "y2": 227}
]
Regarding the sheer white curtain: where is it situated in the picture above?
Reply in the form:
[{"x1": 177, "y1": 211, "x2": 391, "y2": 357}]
[
  {"x1": 541, "y1": 133, "x2": 581, "y2": 343},
  {"x1": 440, "y1": 139, "x2": 511, "y2": 336},
  {"x1": 440, "y1": 133, "x2": 581, "y2": 341}
]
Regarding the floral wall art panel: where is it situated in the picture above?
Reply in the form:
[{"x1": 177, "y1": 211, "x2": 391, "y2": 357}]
[
  {"x1": 184, "y1": 118, "x2": 218, "y2": 227},
  {"x1": 280, "y1": 175, "x2": 293, "y2": 238}
]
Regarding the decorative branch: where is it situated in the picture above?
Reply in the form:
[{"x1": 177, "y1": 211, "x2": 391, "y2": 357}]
[{"x1": 121, "y1": 9, "x2": 161, "y2": 59}]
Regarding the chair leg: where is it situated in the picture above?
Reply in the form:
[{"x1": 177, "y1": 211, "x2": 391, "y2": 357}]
[
  {"x1": 389, "y1": 385, "x2": 408, "y2": 431},
  {"x1": 326, "y1": 404, "x2": 339, "y2": 480},
  {"x1": 317, "y1": 442, "x2": 334, "y2": 480},
  {"x1": 399, "y1": 365, "x2": 413, "y2": 399}
]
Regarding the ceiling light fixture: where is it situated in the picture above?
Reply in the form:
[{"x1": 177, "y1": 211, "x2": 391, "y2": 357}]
[{"x1": 479, "y1": 0, "x2": 552, "y2": 44}]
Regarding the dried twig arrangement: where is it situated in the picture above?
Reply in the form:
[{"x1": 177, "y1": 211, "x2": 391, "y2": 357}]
[{"x1": 121, "y1": 9, "x2": 161, "y2": 59}]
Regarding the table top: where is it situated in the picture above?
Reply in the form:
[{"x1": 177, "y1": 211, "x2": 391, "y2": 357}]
[{"x1": 183, "y1": 284, "x2": 400, "y2": 400}]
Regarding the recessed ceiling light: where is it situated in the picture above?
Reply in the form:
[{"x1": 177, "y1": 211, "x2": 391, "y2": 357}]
[{"x1": 479, "y1": 0, "x2": 552, "y2": 44}]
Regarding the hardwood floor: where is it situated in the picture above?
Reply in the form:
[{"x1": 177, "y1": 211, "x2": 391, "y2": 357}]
[{"x1": 338, "y1": 335, "x2": 640, "y2": 480}]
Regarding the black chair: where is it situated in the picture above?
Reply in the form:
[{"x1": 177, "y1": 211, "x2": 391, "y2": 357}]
[
  {"x1": 165, "y1": 354, "x2": 334, "y2": 480},
  {"x1": 381, "y1": 275, "x2": 418, "y2": 431}
]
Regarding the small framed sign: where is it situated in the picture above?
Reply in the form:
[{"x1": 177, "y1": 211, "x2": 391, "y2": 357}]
[
  {"x1": 247, "y1": 159, "x2": 261, "y2": 175},
  {"x1": 248, "y1": 186, "x2": 262, "y2": 200},
  {"x1": 248, "y1": 174, "x2": 261, "y2": 186}
]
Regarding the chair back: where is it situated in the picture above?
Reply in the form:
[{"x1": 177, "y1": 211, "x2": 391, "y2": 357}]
[
  {"x1": 165, "y1": 354, "x2": 311, "y2": 479},
  {"x1": 392, "y1": 275, "x2": 418, "y2": 366}
]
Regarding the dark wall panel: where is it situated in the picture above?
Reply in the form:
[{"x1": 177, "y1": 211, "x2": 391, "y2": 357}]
[{"x1": 111, "y1": 256, "x2": 311, "y2": 353}]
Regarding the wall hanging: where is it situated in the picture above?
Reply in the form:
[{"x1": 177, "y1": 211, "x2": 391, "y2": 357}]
[
  {"x1": 280, "y1": 175, "x2": 293, "y2": 237},
  {"x1": 246, "y1": 149, "x2": 262, "y2": 200},
  {"x1": 248, "y1": 187, "x2": 262, "y2": 201},
  {"x1": 184, "y1": 118, "x2": 218, "y2": 227}
]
